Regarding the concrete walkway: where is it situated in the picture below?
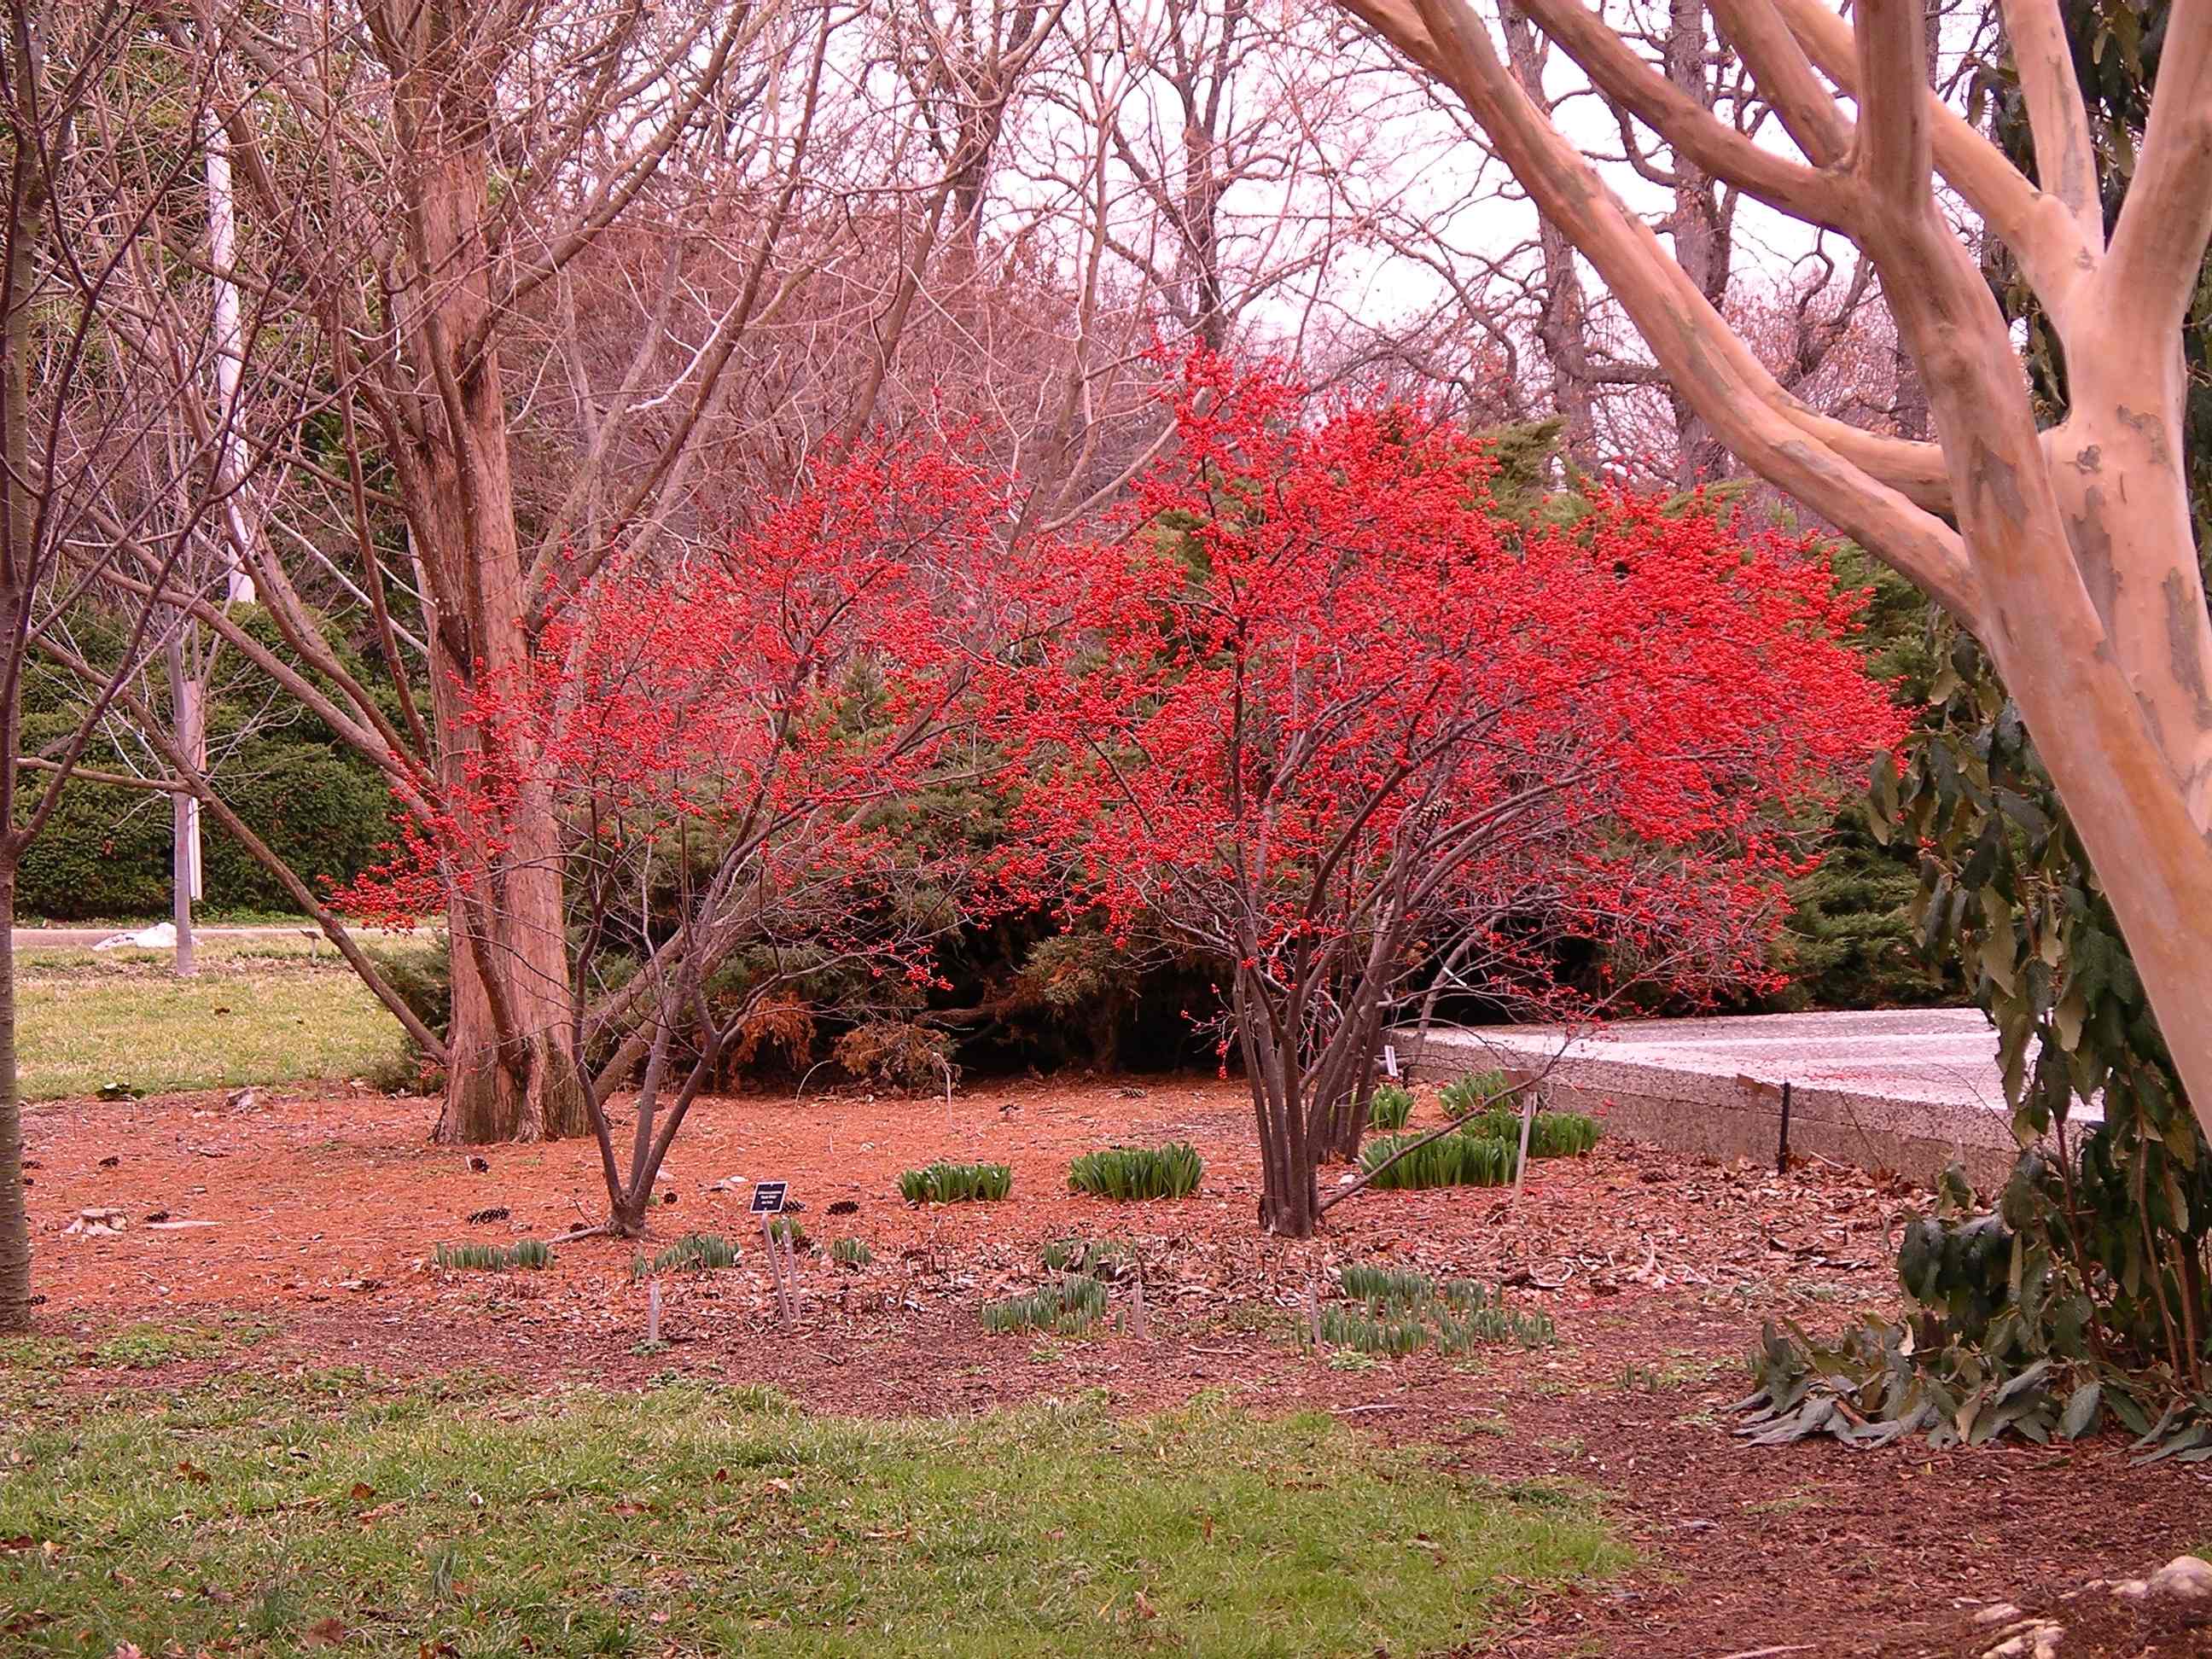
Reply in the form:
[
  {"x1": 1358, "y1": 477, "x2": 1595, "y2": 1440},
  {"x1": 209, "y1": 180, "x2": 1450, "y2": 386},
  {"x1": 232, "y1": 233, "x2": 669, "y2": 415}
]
[
  {"x1": 1402, "y1": 1006, "x2": 2059, "y2": 1185},
  {"x1": 15, "y1": 924, "x2": 326, "y2": 951}
]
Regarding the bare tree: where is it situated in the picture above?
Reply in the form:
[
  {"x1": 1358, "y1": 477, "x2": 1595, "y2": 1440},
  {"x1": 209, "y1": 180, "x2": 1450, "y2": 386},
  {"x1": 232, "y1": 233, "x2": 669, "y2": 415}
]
[
  {"x1": 1336, "y1": 0, "x2": 2212, "y2": 1135},
  {"x1": 0, "y1": 0, "x2": 288, "y2": 1327},
  {"x1": 96, "y1": 0, "x2": 844, "y2": 1143}
]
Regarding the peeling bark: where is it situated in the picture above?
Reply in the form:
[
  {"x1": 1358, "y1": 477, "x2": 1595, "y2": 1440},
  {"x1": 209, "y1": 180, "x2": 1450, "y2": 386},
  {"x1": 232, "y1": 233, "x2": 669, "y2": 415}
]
[{"x1": 1336, "y1": 0, "x2": 2212, "y2": 1138}]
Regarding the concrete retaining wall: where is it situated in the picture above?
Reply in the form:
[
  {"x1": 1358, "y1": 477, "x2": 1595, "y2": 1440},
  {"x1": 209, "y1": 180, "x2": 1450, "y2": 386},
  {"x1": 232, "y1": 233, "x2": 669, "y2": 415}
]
[{"x1": 1396, "y1": 1013, "x2": 2042, "y2": 1187}]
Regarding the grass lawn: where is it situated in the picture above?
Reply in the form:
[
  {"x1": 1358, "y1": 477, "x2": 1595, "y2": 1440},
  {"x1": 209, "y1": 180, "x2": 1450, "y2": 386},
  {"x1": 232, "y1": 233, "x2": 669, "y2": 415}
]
[
  {"x1": 15, "y1": 940, "x2": 410, "y2": 1101},
  {"x1": 0, "y1": 1362, "x2": 1621, "y2": 1656}
]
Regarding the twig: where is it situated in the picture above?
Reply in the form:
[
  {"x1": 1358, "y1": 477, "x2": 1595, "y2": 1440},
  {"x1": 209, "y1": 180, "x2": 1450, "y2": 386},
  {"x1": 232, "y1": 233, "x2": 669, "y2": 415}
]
[
  {"x1": 1318, "y1": 1072, "x2": 1547, "y2": 1214},
  {"x1": 549, "y1": 1222, "x2": 618, "y2": 1243}
]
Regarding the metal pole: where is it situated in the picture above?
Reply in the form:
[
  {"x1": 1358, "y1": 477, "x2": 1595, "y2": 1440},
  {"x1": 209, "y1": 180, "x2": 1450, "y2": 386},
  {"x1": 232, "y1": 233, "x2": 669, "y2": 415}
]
[
  {"x1": 1777, "y1": 1080, "x2": 1793, "y2": 1175},
  {"x1": 760, "y1": 1211, "x2": 793, "y2": 1326}
]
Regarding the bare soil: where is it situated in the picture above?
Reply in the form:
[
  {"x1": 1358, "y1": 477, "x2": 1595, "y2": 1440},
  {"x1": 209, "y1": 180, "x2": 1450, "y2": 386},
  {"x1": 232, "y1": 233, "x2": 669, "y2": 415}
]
[{"x1": 19, "y1": 1074, "x2": 2211, "y2": 1658}]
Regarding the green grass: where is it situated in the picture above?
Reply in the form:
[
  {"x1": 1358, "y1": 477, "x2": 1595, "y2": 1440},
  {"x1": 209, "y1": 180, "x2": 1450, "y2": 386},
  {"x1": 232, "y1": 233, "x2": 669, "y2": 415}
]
[
  {"x1": 0, "y1": 1373, "x2": 1619, "y2": 1657},
  {"x1": 17, "y1": 940, "x2": 406, "y2": 1101},
  {"x1": 90, "y1": 1319, "x2": 271, "y2": 1370}
]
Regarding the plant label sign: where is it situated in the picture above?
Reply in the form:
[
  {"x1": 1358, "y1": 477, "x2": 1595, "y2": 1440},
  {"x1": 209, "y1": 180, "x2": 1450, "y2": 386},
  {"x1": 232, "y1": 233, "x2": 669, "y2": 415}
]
[
  {"x1": 750, "y1": 1181, "x2": 789, "y2": 1215},
  {"x1": 1382, "y1": 1044, "x2": 1400, "y2": 1080}
]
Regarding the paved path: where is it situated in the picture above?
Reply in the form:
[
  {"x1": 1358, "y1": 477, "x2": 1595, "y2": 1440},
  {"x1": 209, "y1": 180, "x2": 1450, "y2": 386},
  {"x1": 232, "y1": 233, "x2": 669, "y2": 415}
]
[
  {"x1": 14, "y1": 924, "x2": 373, "y2": 951},
  {"x1": 1425, "y1": 1005, "x2": 2014, "y2": 1112},
  {"x1": 1405, "y1": 1005, "x2": 2056, "y2": 1182}
]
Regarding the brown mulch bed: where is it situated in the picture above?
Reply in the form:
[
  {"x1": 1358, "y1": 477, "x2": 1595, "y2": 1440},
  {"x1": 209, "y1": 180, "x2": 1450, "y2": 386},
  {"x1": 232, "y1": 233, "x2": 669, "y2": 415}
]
[{"x1": 18, "y1": 1074, "x2": 2212, "y2": 1658}]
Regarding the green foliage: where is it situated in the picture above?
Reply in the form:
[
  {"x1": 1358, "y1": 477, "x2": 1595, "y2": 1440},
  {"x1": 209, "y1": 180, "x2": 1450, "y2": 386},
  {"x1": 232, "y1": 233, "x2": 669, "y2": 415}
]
[
  {"x1": 364, "y1": 936, "x2": 452, "y2": 1041},
  {"x1": 1321, "y1": 1269, "x2": 1556, "y2": 1355},
  {"x1": 1458, "y1": 1107, "x2": 1603, "y2": 1158},
  {"x1": 1738, "y1": 1314, "x2": 2101, "y2": 1451},
  {"x1": 897, "y1": 1161, "x2": 1012, "y2": 1204},
  {"x1": 434, "y1": 1241, "x2": 553, "y2": 1272},
  {"x1": 1773, "y1": 550, "x2": 1956, "y2": 1013},
  {"x1": 14, "y1": 742, "x2": 394, "y2": 922},
  {"x1": 632, "y1": 1234, "x2": 741, "y2": 1278},
  {"x1": 1360, "y1": 1129, "x2": 1515, "y2": 1191},
  {"x1": 1366, "y1": 1084, "x2": 1414, "y2": 1131},
  {"x1": 765, "y1": 1216, "x2": 812, "y2": 1253},
  {"x1": 1039, "y1": 1237, "x2": 1134, "y2": 1280},
  {"x1": 1439, "y1": 1071, "x2": 1511, "y2": 1120},
  {"x1": 829, "y1": 1237, "x2": 872, "y2": 1268},
  {"x1": 1469, "y1": 415, "x2": 1569, "y2": 515},
  {"x1": 1065, "y1": 1142, "x2": 1203, "y2": 1201},
  {"x1": 980, "y1": 1274, "x2": 1109, "y2": 1335},
  {"x1": 16, "y1": 607, "x2": 405, "y2": 921}
]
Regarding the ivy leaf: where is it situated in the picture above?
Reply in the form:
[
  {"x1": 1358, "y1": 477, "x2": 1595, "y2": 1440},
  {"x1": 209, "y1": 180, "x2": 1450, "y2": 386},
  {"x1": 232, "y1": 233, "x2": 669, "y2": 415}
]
[
  {"x1": 2052, "y1": 1380, "x2": 2087, "y2": 1451},
  {"x1": 2052, "y1": 985, "x2": 2087, "y2": 1053}
]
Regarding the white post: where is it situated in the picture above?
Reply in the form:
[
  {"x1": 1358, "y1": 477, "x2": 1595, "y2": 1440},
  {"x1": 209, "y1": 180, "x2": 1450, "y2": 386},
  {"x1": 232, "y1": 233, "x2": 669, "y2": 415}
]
[
  {"x1": 166, "y1": 632, "x2": 199, "y2": 979},
  {"x1": 205, "y1": 109, "x2": 256, "y2": 606}
]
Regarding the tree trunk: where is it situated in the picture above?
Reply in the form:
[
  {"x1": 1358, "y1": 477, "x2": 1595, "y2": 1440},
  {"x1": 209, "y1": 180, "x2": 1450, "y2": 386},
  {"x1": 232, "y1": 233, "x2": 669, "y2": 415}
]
[
  {"x1": 387, "y1": 33, "x2": 587, "y2": 1144},
  {"x1": 0, "y1": 853, "x2": 26, "y2": 1332},
  {"x1": 431, "y1": 666, "x2": 587, "y2": 1144},
  {"x1": 1, "y1": 10, "x2": 38, "y2": 1330},
  {"x1": 1662, "y1": 0, "x2": 1729, "y2": 486},
  {"x1": 1330, "y1": 0, "x2": 2212, "y2": 1140},
  {"x1": 1499, "y1": 12, "x2": 1598, "y2": 467}
]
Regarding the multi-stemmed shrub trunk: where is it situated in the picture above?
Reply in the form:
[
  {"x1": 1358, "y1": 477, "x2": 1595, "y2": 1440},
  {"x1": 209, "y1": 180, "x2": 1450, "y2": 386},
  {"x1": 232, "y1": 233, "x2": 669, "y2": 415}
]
[
  {"x1": 1237, "y1": 963, "x2": 1398, "y2": 1238},
  {"x1": 1237, "y1": 966, "x2": 1324, "y2": 1237}
]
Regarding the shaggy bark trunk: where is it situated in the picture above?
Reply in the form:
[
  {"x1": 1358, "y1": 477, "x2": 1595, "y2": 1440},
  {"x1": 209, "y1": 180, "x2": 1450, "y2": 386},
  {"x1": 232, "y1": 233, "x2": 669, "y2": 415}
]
[{"x1": 388, "y1": 44, "x2": 586, "y2": 1144}]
